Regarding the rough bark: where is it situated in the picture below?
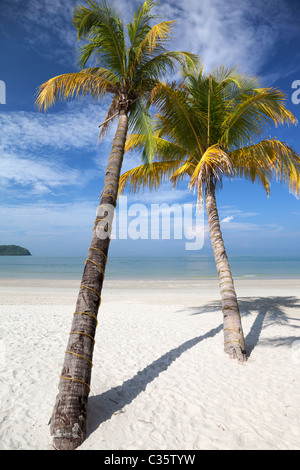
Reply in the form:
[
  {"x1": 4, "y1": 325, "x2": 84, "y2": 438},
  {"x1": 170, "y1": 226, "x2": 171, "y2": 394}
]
[
  {"x1": 50, "y1": 109, "x2": 129, "y2": 450},
  {"x1": 205, "y1": 183, "x2": 247, "y2": 362}
]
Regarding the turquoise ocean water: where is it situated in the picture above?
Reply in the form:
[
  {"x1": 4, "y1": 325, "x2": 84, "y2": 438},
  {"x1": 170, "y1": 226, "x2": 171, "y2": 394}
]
[{"x1": 0, "y1": 255, "x2": 299, "y2": 280}]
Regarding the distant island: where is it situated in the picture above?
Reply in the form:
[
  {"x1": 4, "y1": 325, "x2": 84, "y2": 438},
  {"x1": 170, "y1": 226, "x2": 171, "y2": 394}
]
[{"x1": 0, "y1": 245, "x2": 32, "y2": 256}]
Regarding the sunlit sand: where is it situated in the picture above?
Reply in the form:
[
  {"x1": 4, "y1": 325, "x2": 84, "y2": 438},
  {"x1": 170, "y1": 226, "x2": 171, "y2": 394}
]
[{"x1": 0, "y1": 278, "x2": 299, "y2": 450}]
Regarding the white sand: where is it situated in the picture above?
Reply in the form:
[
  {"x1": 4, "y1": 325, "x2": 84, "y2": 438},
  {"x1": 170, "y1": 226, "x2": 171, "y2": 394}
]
[{"x1": 0, "y1": 278, "x2": 299, "y2": 450}]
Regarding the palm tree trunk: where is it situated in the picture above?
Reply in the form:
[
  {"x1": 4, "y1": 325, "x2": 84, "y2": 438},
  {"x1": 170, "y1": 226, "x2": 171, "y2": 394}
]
[
  {"x1": 50, "y1": 109, "x2": 129, "y2": 450},
  {"x1": 205, "y1": 182, "x2": 247, "y2": 362}
]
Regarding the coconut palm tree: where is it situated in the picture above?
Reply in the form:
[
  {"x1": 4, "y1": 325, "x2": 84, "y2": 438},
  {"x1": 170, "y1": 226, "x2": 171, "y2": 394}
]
[
  {"x1": 120, "y1": 65, "x2": 300, "y2": 363},
  {"x1": 36, "y1": 0, "x2": 197, "y2": 450}
]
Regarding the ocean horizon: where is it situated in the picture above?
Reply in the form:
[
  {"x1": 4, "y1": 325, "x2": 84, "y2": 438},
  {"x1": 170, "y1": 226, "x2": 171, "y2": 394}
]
[{"x1": 0, "y1": 255, "x2": 299, "y2": 280}]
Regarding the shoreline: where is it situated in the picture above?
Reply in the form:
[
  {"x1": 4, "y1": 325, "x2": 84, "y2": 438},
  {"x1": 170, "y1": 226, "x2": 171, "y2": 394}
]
[
  {"x1": 0, "y1": 277, "x2": 299, "y2": 308},
  {"x1": 1, "y1": 276, "x2": 299, "y2": 283}
]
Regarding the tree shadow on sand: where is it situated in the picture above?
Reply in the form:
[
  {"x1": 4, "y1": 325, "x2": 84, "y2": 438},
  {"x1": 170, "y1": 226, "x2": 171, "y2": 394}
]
[
  {"x1": 186, "y1": 296, "x2": 300, "y2": 356},
  {"x1": 86, "y1": 296, "x2": 299, "y2": 439},
  {"x1": 87, "y1": 324, "x2": 222, "y2": 437}
]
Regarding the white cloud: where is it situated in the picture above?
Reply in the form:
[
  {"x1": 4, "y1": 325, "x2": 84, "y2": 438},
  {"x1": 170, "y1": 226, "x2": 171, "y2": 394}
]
[
  {"x1": 0, "y1": 102, "x2": 106, "y2": 152},
  {"x1": 0, "y1": 101, "x2": 109, "y2": 196},
  {"x1": 164, "y1": 0, "x2": 294, "y2": 75},
  {"x1": 0, "y1": 151, "x2": 93, "y2": 195},
  {"x1": 1, "y1": 0, "x2": 79, "y2": 64},
  {"x1": 221, "y1": 220, "x2": 283, "y2": 234},
  {"x1": 112, "y1": 0, "x2": 295, "y2": 75},
  {"x1": 219, "y1": 206, "x2": 259, "y2": 218},
  {"x1": 127, "y1": 186, "x2": 190, "y2": 204},
  {"x1": 221, "y1": 216, "x2": 234, "y2": 224},
  {"x1": 216, "y1": 206, "x2": 283, "y2": 234},
  {"x1": 2, "y1": 0, "x2": 295, "y2": 74},
  {"x1": 0, "y1": 201, "x2": 95, "y2": 232}
]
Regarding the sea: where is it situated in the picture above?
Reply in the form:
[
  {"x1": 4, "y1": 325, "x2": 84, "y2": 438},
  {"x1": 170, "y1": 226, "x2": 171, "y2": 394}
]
[{"x1": 0, "y1": 255, "x2": 299, "y2": 280}]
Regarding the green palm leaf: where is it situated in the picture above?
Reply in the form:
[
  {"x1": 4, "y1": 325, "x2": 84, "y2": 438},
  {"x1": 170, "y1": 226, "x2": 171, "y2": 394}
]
[
  {"x1": 221, "y1": 87, "x2": 297, "y2": 148},
  {"x1": 230, "y1": 138, "x2": 300, "y2": 196},
  {"x1": 119, "y1": 160, "x2": 182, "y2": 194},
  {"x1": 121, "y1": 64, "x2": 300, "y2": 199},
  {"x1": 73, "y1": 0, "x2": 126, "y2": 75},
  {"x1": 127, "y1": 0, "x2": 158, "y2": 52}
]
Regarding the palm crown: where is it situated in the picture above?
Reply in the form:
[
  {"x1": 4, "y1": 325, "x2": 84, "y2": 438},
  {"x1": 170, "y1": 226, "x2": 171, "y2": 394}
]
[
  {"x1": 120, "y1": 65, "x2": 300, "y2": 201},
  {"x1": 36, "y1": 0, "x2": 197, "y2": 159}
]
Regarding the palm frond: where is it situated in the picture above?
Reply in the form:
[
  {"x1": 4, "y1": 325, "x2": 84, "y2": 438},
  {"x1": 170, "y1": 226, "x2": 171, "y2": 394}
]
[
  {"x1": 153, "y1": 136, "x2": 193, "y2": 163},
  {"x1": 230, "y1": 138, "x2": 300, "y2": 196},
  {"x1": 151, "y1": 81, "x2": 205, "y2": 156},
  {"x1": 170, "y1": 158, "x2": 196, "y2": 187},
  {"x1": 125, "y1": 133, "x2": 145, "y2": 153},
  {"x1": 134, "y1": 51, "x2": 199, "y2": 93},
  {"x1": 221, "y1": 87, "x2": 297, "y2": 147},
  {"x1": 119, "y1": 160, "x2": 182, "y2": 194},
  {"x1": 127, "y1": 20, "x2": 175, "y2": 82},
  {"x1": 136, "y1": 20, "x2": 175, "y2": 57},
  {"x1": 122, "y1": 63, "x2": 300, "y2": 207},
  {"x1": 73, "y1": 0, "x2": 126, "y2": 76},
  {"x1": 189, "y1": 145, "x2": 232, "y2": 208},
  {"x1": 127, "y1": 0, "x2": 158, "y2": 54},
  {"x1": 36, "y1": 69, "x2": 119, "y2": 111},
  {"x1": 128, "y1": 99, "x2": 156, "y2": 163},
  {"x1": 98, "y1": 94, "x2": 119, "y2": 139},
  {"x1": 125, "y1": 133, "x2": 193, "y2": 165}
]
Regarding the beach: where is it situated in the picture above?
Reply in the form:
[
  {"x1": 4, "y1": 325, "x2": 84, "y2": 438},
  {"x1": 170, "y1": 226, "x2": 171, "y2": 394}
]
[{"x1": 0, "y1": 277, "x2": 299, "y2": 450}]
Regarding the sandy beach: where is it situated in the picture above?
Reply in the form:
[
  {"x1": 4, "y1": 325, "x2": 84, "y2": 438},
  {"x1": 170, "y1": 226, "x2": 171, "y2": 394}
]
[{"x1": 0, "y1": 277, "x2": 299, "y2": 450}]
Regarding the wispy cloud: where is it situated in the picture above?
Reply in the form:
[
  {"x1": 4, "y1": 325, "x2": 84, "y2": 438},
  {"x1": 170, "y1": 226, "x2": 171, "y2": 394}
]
[
  {"x1": 0, "y1": 101, "x2": 109, "y2": 196},
  {"x1": 0, "y1": 151, "x2": 95, "y2": 195},
  {"x1": 219, "y1": 206, "x2": 259, "y2": 218},
  {"x1": 224, "y1": 221, "x2": 283, "y2": 233},
  {"x1": 215, "y1": 207, "x2": 283, "y2": 236},
  {"x1": 0, "y1": 101, "x2": 106, "y2": 152},
  {"x1": 1, "y1": 0, "x2": 80, "y2": 64},
  {"x1": 128, "y1": 186, "x2": 190, "y2": 204},
  {"x1": 221, "y1": 216, "x2": 234, "y2": 224},
  {"x1": 0, "y1": 201, "x2": 97, "y2": 255},
  {"x1": 0, "y1": 201, "x2": 96, "y2": 233},
  {"x1": 162, "y1": 0, "x2": 296, "y2": 75},
  {"x1": 2, "y1": 0, "x2": 296, "y2": 74}
]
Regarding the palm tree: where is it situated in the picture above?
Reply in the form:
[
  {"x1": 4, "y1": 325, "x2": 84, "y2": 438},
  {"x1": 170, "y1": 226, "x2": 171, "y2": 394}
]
[
  {"x1": 120, "y1": 65, "x2": 300, "y2": 363},
  {"x1": 36, "y1": 0, "x2": 197, "y2": 450}
]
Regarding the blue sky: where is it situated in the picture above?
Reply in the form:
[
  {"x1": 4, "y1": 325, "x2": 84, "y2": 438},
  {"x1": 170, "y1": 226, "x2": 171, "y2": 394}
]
[{"x1": 0, "y1": 0, "x2": 300, "y2": 257}]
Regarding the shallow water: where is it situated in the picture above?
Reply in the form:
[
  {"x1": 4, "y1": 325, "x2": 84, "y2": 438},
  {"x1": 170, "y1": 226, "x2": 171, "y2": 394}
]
[{"x1": 0, "y1": 255, "x2": 299, "y2": 280}]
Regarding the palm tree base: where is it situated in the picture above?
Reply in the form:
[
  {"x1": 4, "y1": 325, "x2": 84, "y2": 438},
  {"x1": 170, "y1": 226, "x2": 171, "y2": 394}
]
[
  {"x1": 52, "y1": 437, "x2": 84, "y2": 451},
  {"x1": 49, "y1": 392, "x2": 88, "y2": 450},
  {"x1": 224, "y1": 344, "x2": 247, "y2": 362},
  {"x1": 50, "y1": 415, "x2": 86, "y2": 450}
]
